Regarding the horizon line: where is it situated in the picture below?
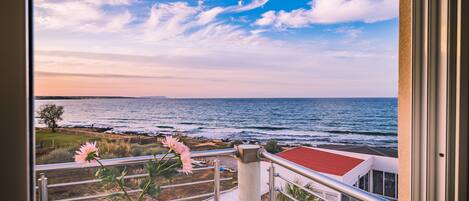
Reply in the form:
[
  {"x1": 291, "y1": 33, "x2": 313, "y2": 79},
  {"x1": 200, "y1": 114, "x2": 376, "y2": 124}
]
[{"x1": 35, "y1": 95, "x2": 398, "y2": 99}]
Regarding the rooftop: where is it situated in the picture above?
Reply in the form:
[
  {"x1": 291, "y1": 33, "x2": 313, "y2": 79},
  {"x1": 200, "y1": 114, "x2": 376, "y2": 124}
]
[
  {"x1": 276, "y1": 146, "x2": 364, "y2": 176},
  {"x1": 316, "y1": 144, "x2": 398, "y2": 158}
]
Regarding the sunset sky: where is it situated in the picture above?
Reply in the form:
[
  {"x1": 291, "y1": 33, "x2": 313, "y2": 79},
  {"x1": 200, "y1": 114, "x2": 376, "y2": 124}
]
[{"x1": 35, "y1": 0, "x2": 399, "y2": 98}]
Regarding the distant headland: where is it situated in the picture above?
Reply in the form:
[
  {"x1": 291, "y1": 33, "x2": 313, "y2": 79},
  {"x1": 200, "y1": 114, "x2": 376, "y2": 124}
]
[{"x1": 35, "y1": 96, "x2": 167, "y2": 100}]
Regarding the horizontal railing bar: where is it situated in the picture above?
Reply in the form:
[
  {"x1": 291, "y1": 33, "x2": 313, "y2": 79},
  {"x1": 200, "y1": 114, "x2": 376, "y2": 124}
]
[
  {"x1": 276, "y1": 174, "x2": 327, "y2": 201},
  {"x1": 276, "y1": 189, "x2": 299, "y2": 201},
  {"x1": 48, "y1": 178, "x2": 102, "y2": 188},
  {"x1": 36, "y1": 148, "x2": 236, "y2": 171},
  {"x1": 168, "y1": 189, "x2": 231, "y2": 201},
  {"x1": 161, "y1": 177, "x2": 232, "y2": 189},
  {"x1": 55, "y1": 185, "x2": 234, "y2": 201},
  {"x1": 37, "y1": 166, "x2": 218, "y2": 189},
  {"x1": 261, "y1": 150, "x2": 387, "y2": 201},
  {"x1": 56, "y1": 189, "x2": 142, "y2": 201},
  {"x1": 169, "y1": 192, "x2": 214, "y2": 201},
  {"x1": 382, "y1": 195, "x2": 398, "y2": 201}
]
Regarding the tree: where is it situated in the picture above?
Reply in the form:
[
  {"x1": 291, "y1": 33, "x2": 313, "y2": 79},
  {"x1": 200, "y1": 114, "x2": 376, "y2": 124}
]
[
  {"x1": 37, "y1": 104, "x2": 64, "y2": 132},
  {"x1": 264, "y1": 139, "x2": 283, "y2": 154}
]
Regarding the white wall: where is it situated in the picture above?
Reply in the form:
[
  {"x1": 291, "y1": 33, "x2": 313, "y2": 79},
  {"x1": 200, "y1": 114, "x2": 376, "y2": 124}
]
[{"x1": 341, "y1": 157, "x2": 373, "y2": 185}]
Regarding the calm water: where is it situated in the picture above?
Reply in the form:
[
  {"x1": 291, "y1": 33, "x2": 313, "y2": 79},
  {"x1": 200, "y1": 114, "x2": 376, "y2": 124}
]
[{"x1": 35, "y1": 98, "x2": 397, "y2": 148}]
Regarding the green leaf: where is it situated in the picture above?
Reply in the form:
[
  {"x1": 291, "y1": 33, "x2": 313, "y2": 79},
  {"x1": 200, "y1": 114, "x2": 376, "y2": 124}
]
[
  {"x1": 95, "y1": 167, "x2": 117, "y2": 183},
  {"x1": 146, "y1": 185, "x2": 161, "y2": 197},
  {"x1": 146, "y1": 159, "x2": 158, "y2": 178},
  {"x1": 105, "y1": 193, "x2": 125, "y2": 201},
  {"x1": 139, "y1": 178, "x2": 153, "y2": 189}
]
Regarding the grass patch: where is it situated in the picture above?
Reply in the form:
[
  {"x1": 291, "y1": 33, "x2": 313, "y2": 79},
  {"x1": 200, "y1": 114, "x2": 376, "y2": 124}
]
[{"x1": 36, "y1": 131, "x2": 103, "y2": 148}]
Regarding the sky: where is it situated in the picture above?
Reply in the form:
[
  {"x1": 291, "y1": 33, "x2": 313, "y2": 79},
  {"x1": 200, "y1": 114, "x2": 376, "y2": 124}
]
[{"x1": 34, "y1": 0, "x2": 399, "y2": 98}]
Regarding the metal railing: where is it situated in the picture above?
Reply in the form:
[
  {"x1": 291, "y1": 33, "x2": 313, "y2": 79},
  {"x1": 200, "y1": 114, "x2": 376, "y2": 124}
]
[
  {"x1": 35, "y1": 148, "x2": 237, "y2": 201},
  {"x1": 261, "y1": 150, "x2": 388, "y2": 201},
  {"x1": 36, "y1": 146, "x2": 390, "y2": 201}
]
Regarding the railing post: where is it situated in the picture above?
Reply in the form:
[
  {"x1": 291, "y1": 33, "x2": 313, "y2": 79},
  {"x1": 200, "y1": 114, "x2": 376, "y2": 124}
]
[
  {"x1": 268, "y1": 163, "x2": 276, "y2": 201},
  {"x1": 38, "y1": 173, "x2": 48, "y2": 201},
  {"x1": 214, "y1": 159, "x2": 221, "y2": 201},
  {"x1": 236, "y1": 144, "x2": 261, "y2": 201}
]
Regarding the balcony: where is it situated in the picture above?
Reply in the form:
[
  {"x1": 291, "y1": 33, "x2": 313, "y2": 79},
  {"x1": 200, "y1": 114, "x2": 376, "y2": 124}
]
[{"x1": 35, "y1": 145, "x2": 390, "y2": 201}]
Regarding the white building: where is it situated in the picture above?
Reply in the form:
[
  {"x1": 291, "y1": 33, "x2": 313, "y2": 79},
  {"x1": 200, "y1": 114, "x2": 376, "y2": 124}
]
[{"x1": 217, "y1": 146, "x2": 398, "y2": 201}]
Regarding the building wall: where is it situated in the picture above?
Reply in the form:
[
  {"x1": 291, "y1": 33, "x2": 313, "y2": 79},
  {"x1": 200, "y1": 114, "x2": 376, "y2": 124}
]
[
  {"x1": 260, "y1": 148, "x2": 399, "y2": 200},
  {"x1": 341, "y1": 157, "x2": 373, "y2": 185}
]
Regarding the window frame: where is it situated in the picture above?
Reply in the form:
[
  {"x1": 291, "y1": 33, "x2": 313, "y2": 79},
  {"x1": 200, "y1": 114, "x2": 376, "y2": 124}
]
[
  {"x1": 399, "y1": 0, "x2": 469, "y2": 200},
  {"x1": 1, "y1": 0, "x2": 468, "y2": 200}
]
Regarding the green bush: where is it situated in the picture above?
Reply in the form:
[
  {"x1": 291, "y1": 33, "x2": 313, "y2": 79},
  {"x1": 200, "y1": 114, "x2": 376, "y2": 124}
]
[
  {"x1": 229, "y1": 140, "x2": 243, "y2": 147},
  {"x1": 98, "y1": 140, "x2": 132, "y2": 157},
  {"x1": 264, "y1": 140, "x2": 283, "y2": 153},
  {"x1": 37, "y1": 148, "x2": 74, "y2": 164},
  {"x1": 131, "y1": 147, "x2": 144, "y2": 156},
  {"x1": 277, "y1": 181, "x2": 319, "y2": 201},
  {"x1": 142, "y1": 147, "x2": 167, "y2": 156}
]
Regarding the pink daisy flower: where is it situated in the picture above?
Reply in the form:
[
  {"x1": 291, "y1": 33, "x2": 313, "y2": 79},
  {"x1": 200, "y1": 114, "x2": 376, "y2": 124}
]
[
  {"x1": 74, "y1": 141, "x2": 99, "y2": 165},
  {"x1": 180, "y1": 151, "x2": 193, "y2": 174},
  {"x1": 161, "y1": 136, "x2": 180, "y2": 151},
  {"x1": 162, "y1": 136, "x2": 190, "y2": 154}
]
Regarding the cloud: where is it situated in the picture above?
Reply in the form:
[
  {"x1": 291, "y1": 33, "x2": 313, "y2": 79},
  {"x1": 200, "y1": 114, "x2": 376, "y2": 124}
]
[
  {"x1": 34, "y1": 0, "x2": 398, "y2": 97},
  {"x1": 197, "y1": 7, "x2": 225, "y2": 25},
  {"x1": 36, "y1": 71, "x2": 224, "y2": 82},
  {"x1": 335, "y1": 27, "x2": 363, "y2": 38},
  {"x1": 35, "y1": 0, "x2": 133, "y2": 32},
  {"x1": 141, "y1": 2, "x2": 199, "y2": 41},
  {"x1": 228, "y1": 0, "x2": 269, "y2": 12},
  {"x1": 255, "y1": 0, "x2": 398, "y2": 28}
]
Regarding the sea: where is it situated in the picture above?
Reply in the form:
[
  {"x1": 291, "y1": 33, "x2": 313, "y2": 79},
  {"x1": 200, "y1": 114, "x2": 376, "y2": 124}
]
[{"x1": 35, "y1": 98, "x2": 398, "y2": 148}]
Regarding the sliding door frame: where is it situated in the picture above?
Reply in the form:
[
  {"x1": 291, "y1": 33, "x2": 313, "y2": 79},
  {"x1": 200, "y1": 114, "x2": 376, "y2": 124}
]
[
  {"x1": 401, "y1": 0, "x2": 468, "y2": 200},
  {"x1": 0, "y1": 0, "x2": 33, "y2": 201}
]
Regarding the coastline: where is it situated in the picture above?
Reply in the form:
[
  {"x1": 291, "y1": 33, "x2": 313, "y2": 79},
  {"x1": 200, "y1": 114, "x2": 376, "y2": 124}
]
[{"x1": 35, "y1": 127, "x2": 397, "y2": 158}]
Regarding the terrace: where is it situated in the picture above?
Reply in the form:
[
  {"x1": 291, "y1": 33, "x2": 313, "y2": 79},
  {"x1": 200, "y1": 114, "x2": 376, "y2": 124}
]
[{"x1": 35, "y1": 145, "x2": 389, "y2": 201}]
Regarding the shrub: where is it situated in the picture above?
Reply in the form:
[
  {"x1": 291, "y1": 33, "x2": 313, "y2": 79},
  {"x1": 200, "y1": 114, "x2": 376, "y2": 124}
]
[
  {"x1": 142, "y1": 147, "x2": 167, "y2": 155},
  {"x1": 131, "y1": 147, "x2": 144, "y2": 156},
  {"x1": 264, "y1": 140, "x2": 283, "y2": 154},
  {"x1": 229, "y1": 139, "x2": 243, "y2": 147},
  {"x1": 98, "y1": 140, "x2": 132, "y2": 157},
  {"x1": 37, "y1": 148, "x2": 74, "y2": 164},
  {"x1": 277, "y1": 181, "x2": 319, "y2": 201}
]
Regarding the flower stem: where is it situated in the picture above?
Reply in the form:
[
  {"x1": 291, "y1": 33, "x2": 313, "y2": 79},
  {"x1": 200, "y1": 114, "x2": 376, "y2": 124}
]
[
  {"x1": 136, "y1": 178, "x2": 153, "y2": 201},
  {"x1": 157, "y1": 162, "x2": 179, "y2": 174},
  {"x1": 96, "y1": 159, "x2": 131, "y2": 201},
  {"x1": 137, "y1": 158, "x2": 179, "y2": 201},
  {"x1": 116, "y1": 178, "x2": 132, "y2": 201}
]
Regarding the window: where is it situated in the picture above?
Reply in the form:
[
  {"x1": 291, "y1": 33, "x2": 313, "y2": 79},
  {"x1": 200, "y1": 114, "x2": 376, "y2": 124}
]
[
  {"x1": 32, "y1": 0, "x2": 401, "y2": 196},
  {"x1": 3, "y1": 0, "x2": 469, "y2": 200},
  {"x1": 358, "y1": 172, "x2": 370, "y2": 191},
  {"x1": 384, "y1": 172, "x2": 396, "y2": 198},
  {"x1": 372, "y1": 170, "x2": 384, "y2": 195},
  {"x1": 371, "y1": 170, "x2": 398, "y2": 198}
]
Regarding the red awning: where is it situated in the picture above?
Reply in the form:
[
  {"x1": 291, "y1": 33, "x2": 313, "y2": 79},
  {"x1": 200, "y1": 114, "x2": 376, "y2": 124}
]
[{"x1": 276, "y1": 147, "x2": 364, "y2": 176}]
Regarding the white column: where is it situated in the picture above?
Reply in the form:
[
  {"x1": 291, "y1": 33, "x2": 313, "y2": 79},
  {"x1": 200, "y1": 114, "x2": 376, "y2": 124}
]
[{"x1": 237, "y1": 145, "x2": 261, "y2": 201}]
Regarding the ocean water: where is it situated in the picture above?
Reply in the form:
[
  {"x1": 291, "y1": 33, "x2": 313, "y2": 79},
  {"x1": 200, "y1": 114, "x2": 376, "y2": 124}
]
[{"x1": 35, "y1": 98, "x2": 398, "y2": 148}]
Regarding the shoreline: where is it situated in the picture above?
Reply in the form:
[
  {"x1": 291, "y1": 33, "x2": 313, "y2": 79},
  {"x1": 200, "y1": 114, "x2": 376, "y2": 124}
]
[
  {"x1": 46, "y1": 124, "x2": 397, "y2": 148},
  {"x1": 35, "y1": 127, "x2": 397, "y2": 158}
]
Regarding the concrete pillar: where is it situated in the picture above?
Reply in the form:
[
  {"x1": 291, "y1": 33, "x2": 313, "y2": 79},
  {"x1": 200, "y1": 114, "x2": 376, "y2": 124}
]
[{"x1": 236, "y1": 144, "x2": 261, "y2": 201}]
